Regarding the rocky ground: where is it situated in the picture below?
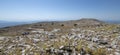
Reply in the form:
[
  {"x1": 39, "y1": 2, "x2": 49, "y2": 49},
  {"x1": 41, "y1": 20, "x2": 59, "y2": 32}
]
[{"x1": 0, "y1": 19, "x2": 120, "y2": 55}]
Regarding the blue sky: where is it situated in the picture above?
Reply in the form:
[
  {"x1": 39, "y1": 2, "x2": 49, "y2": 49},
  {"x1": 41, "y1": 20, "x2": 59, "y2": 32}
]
[{"x1": 0, "y1": 0, "x2": 120, "y2": 22}]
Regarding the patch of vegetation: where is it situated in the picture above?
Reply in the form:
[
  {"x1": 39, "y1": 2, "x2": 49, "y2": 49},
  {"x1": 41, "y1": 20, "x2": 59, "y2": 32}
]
[{"x1": 93, "y1": 48, "x2": 107, "y2": 55}]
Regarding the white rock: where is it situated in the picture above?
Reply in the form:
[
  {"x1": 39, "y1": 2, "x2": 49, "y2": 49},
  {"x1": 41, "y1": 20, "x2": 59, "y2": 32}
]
[
  {"x1": 0, "y1": 37, "x2": 5, "y2": 41},
  {"x1": 22, "y1": 49, "x2": 25, "y2": 55},
  {"x1": 114, "y1": 52, "x2": 120, "y2": 55}
]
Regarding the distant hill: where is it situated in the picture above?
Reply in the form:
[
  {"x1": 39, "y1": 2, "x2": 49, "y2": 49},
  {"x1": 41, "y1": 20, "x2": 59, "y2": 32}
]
[
  {"x1": 0, "y1": 18, "x2": 119, "y2": 28},
  {"x1": 0, "y1": 18, "x2": 110, "y2": 36}
]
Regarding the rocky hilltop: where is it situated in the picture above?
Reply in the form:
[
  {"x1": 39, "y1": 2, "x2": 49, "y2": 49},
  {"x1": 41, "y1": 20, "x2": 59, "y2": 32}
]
[
  {"x1": 0, "y1": 18, "x2": 120, "y2": 55},
  {"x1": 0, "y1": 18, "x2": 107, "y2": 36}
]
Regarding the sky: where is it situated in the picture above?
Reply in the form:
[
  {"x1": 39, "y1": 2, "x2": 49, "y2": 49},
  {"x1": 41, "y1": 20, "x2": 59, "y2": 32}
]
[{"x1": 0, "y1": 0, "x2": 120, "y2": 22}]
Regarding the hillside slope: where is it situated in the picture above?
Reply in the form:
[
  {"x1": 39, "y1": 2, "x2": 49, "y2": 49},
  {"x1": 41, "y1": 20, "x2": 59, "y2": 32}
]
[{"x1": 0, "y1": 18, "x2": 110, "y2": 36}]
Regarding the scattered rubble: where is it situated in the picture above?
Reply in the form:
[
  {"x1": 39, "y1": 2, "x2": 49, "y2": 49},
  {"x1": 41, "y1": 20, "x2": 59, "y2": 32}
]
[{"x1": 0, "y1": 24, "x2": 120, "y2": 55}]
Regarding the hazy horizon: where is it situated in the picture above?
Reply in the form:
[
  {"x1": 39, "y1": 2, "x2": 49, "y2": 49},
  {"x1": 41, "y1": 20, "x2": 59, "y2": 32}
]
[{"x1": 0, "y1": 0, "x2": 120, "y2": 22}]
